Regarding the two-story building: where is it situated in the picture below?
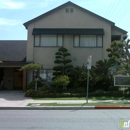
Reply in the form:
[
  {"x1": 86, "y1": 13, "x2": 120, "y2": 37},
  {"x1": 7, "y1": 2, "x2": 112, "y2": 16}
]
[{"x1": 23, "y1": 1, "x2": 127, "y2": 84}]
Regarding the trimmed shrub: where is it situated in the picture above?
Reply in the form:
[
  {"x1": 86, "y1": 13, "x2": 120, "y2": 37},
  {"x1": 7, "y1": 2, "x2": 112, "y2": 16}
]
[
  {"x1": 27, "y1": 81, "x2": 43, "y2": 90},
  {"x1": 53, "y1": 75, "x2": 70, "y2": 86}
]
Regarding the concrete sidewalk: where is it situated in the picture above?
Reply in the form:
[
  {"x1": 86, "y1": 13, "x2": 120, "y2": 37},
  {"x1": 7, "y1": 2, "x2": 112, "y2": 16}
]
[
  {"x1": 0, "y1": 91, "x2": 33, "y2": 107},
  {"x1": 0, "y1": 91, "x2": 130, "y2": 109}
]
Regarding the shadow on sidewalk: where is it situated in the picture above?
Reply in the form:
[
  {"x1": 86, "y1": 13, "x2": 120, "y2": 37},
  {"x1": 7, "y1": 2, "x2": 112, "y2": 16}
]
[{"x1": 0, "y1": 90, "x2": 31, "y2": 101}]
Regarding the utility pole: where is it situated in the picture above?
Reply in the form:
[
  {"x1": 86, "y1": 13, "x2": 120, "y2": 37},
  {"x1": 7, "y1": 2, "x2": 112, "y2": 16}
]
[{"x1": 86, "y1": 55, "x2": 92, "y2": 103}]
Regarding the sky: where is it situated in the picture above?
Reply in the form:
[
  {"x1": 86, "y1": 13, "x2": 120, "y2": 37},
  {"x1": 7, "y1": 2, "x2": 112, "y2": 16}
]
[{"x1": 0, "y1": 0, "x2": 130, "y2": 40}]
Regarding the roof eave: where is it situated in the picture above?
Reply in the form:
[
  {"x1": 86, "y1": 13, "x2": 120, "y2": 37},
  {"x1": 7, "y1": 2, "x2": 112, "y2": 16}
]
[{"x1": 113, "y1": 26, "x2": 127, "y2": 34}]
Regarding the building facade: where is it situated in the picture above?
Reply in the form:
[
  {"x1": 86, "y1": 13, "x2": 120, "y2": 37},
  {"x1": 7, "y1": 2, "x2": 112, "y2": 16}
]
[{"x1": 24, "y1": 1, "x2": 127, "y2": 84}]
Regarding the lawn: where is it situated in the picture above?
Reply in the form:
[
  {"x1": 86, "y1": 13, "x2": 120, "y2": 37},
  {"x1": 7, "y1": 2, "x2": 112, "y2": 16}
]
[
  {"x1": 28, "y1": 102, "x2": 130, "y2": 107},
  {"x1": 32, "y1": 96, "x2": 130, "y2": 100}
]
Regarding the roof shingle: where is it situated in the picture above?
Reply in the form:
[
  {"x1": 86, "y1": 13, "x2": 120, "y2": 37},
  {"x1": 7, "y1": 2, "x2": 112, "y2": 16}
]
[{"x1": 0, "y1": 40, "x2": 27, "y2": 62}]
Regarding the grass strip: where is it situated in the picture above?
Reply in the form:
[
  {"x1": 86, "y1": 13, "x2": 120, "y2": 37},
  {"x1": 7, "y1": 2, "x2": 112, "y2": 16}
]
[
  {"x1": 28, "y1": 102, "x2": 130, "y2": 107},
  {"x1": 32, "y1": 96, "x2": 130, "y2": 100}
]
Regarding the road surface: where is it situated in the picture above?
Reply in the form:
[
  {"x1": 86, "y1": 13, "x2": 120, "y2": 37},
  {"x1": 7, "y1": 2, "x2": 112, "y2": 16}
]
[{"x1": 0, "y1": 110, "x2": 129, "y2": 130}]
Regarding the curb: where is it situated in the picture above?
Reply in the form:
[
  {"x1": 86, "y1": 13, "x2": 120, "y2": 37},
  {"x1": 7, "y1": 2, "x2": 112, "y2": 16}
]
[
  {"x1": 0, "y1": 106, "x2": 130, "y2": 110},
  {"x1": 0, "y1": 106, "x2": 95, "y2": 110},
  {"x1": 95, "y1": 106, "x2": 130, "y2": 109}
]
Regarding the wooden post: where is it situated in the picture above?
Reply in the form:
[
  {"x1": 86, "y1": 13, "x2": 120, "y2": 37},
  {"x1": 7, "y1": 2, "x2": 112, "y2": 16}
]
[{"x1": 23, "y1": 71, "x2": 27, "y2": 91}]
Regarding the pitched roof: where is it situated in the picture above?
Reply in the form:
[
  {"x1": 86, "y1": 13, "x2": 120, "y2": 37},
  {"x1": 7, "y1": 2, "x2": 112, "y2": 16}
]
[
  {"x1": 23, "y1": 1, "x2": 115, "y2": 28},
  {"x1": 0, "y1": 40, "x2": 27, "y2": 62},
  {"x1": 113, "y1": 26, "x2": 127, "y2": 34}
]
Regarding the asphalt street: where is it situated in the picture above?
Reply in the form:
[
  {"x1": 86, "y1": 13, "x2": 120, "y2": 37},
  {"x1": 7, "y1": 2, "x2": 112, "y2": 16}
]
[{"x1": 0, "y1": 110, "x2": 130, "y2": 130}]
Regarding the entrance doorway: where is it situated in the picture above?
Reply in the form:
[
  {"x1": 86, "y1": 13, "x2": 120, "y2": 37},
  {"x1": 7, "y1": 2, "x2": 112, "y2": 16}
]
[
  {"x1": 1, "y1": 68, "x2": 23, "y2": 90},
  {"x1": 13, "y1": 69, "x2": 23, "y2": 90},
  {"x1": 3, "y1": 68, "x2": 13, "y2": 90}
]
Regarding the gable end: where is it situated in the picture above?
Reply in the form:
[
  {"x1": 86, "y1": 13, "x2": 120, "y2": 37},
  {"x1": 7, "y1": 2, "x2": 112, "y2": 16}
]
[{"x1": 24, "y1": 1, "x2": 115, "y2": 28}]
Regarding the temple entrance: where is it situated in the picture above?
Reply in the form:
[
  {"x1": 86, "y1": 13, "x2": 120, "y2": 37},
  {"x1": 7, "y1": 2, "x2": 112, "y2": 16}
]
[
  {"x1": 0, "y1": 68, "x2": 24, "y2": 90},
  {"x1": 13, "y1": 69, "x2": 23, "y2": 90}
]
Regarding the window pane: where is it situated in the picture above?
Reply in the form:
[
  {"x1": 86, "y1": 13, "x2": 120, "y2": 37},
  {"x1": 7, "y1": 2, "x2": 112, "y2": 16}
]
[
  {"x1": 74, "y1": 35, "x2": 79, "y2": 47},
  {"x1": 80, "y1": 35, "x2": 87, "y2": 47},
  {"x1": 89, "y1": 35, "x2": 96, "y2": 47},
  {"x1": 41, "y1": 35, "x2": 57, "y2": 46},
  {"x1": 58, "y1": 35, "x2": 63, "y2": 46},
  {"x1": 34, "y1": 35, "x2": 40, "y2": 46},
  {"x1": 40, "y1": 69, "x2": 53, "y2": 83},
  {"x1": 40, "y1": 70, "x2": 46, "y2": 79},
  {"x1": 80, "y1": 35, "x2": 96, "y2": 47},
  {"x1": 97, "y1": 36, "x2": 102, "y2": 47}
]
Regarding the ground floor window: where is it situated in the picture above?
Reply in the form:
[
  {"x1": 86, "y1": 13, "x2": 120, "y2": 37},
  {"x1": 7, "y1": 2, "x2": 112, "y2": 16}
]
[{"x1": 39, "y1": 69, "x2": 53, "y2": 83}]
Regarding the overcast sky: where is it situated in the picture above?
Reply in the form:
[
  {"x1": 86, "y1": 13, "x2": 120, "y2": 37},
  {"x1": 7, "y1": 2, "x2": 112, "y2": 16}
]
[{"x1": 0, "y1": 0, "x2": 130, "y2": 40}]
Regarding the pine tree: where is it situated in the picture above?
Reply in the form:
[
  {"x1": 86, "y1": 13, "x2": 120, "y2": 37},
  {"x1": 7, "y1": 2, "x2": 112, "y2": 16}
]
[
  {"x1": 106, "y1": 35, "x2": 130, "y2": 74},
  {"x1": 106, "y1": 35, "x2": 130, "y2": 64},
  {"x1": 53, "y1": 47, "x2": 73, "y2": 77}
]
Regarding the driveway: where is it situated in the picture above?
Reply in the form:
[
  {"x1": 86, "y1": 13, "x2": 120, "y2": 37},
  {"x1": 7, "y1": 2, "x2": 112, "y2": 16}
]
[{"x1": 0, "y1": 90, "x2": 33, "y2": 107}]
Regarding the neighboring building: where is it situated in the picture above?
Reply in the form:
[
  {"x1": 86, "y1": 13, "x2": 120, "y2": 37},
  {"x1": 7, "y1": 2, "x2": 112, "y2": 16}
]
[
  {"x1": 0, "y1": 40, "x2": 27, "y2": 90},
  {"x1": 23, "y1": 1, "x2": 127, "y2": 84}
]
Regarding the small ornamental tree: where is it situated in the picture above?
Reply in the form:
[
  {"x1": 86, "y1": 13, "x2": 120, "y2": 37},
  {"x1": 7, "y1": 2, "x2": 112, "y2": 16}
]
[
  {"x1": 53, "y1": 47, "x2": 73, "y2": 77},
  {"x1": 20, "y1": 63, "x2": 43, "y2": 90},
  {"x1": 106, "y1": 40, "x2": 125, "y2": 65},
  {"x1": 20, "y1": 63, "x2": 43, "y2": 71},
  {"x1": 106, "y1": 35, "x2": 130, "y2": 74}
]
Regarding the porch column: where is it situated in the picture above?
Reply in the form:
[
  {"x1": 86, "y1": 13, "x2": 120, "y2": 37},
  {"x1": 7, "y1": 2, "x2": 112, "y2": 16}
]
[{"x1": 23, "y1": 71, "x2": 27, "y2": 91}]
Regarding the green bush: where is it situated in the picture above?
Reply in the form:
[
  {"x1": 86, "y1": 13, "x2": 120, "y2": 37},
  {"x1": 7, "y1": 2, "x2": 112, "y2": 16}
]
[
  {"x1": 25, "y1": 89, "x2": 36, "y2": 97},
  {"x1": 25, "y1": 89, "x2": 130, "y2": 98},
  {"x1": 53, "y1": 75, "x2": 70, "y2": 86},
  {"x1": 27, "y1": 81, "x2": 43, "y2": 90},
  {"x1": 68, "y1": 65, "x2": 87, "y2": 91},
  {"x1": 25, "y1": 86, "x2": 56, "y2": 97},
  {"x1": 108, "y1": 86, "x2": 119, "y2": 91},
  {"x1": 89, "y1": 91, "x2": 127, "y2": 97},
  {"x1": 25, "y1": 90, "x2": 86, "y2": 98}
]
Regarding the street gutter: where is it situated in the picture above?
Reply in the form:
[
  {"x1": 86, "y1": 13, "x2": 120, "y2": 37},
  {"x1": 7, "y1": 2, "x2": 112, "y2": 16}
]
[{"x1": 0, "y1": 106, "x2": 130, "y2": 110}]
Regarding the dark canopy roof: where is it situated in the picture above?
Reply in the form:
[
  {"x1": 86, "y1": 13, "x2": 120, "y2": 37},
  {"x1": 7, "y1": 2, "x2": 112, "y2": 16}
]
[
  {"x1": 0, "y1": 40, "x2": 27, "y2": 62},
  {"x1": 32, "y1": 28, "x2": 104, "y2": 35}
]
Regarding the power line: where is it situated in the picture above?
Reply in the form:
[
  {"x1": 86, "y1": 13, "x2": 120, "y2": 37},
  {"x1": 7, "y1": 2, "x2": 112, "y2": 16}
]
[
  {"x1": 109, "y1": 0, "x2": 121, "y2": 20},
  {"x1": 105, "y1": 0, "x2": 117, "y2": 18},
  {"x1": 103, "y1": 1, "x2": 113, "y2": 17},
  {"x1": 113, "y1": 0, "x2": 130, "y2": 24}
]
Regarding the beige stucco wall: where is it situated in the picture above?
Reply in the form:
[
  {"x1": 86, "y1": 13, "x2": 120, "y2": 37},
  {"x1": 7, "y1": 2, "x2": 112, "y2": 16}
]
[
  {"x1": 27, "y1": 5, "x2": 113, "y2": 67},
  {"x1": 25, "y1": 4, "x2": 128, "y2": 84},
  {"x1": 111, "y1": 27, "x2": 125, "y2": 40},
  {"x1": 34, "y1": 35, "x2": 104, "y2": 68},
  {"x1": 111, "y1": 27, "x2": 124, "y2": 35},
  {"x1": 27, "y1": 5, "x2": 126, "y2": 73},
  {"x1": 27, "y1": 24, "x2": 34, "y2": 62}
]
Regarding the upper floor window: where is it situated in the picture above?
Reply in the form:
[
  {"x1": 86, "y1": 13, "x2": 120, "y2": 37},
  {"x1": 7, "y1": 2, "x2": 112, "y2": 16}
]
[
  {"x1": 34, "y1": 35, "x2": 63, "y2": 47},
  {"x1": 74, "y1": 35, "x2": 103, "y2": 47}
]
